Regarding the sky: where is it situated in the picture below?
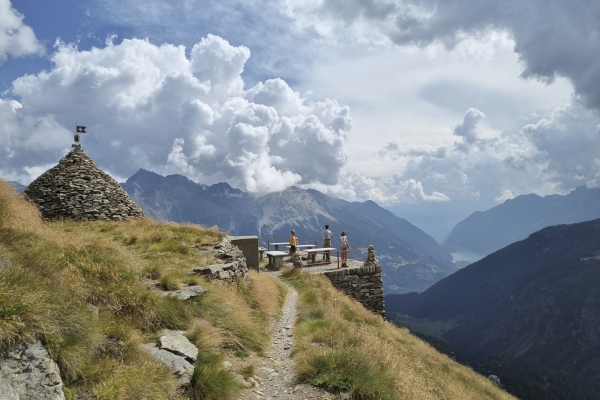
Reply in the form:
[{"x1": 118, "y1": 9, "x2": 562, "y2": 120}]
[{"x1": 1, "y1": 0, "x2": 599, "y2": 240}]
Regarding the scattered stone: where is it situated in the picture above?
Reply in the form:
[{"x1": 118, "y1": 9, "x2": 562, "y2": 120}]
[
  {"x1": 488, "y1": 374, "x2": 501, "y2": 386},
  {"x1": 158, "y1": 331, "x2": 199, "y2": 362},
  {"x1": 161, "y1": 284, "x2": 208, "y2": 300},
  {"x1": 0, "y1": 256, "x2": 11, "y2": 270},
  {"x1": 0, "y1": 341, "x2": 66, "y2": 400},
  {"x1": 23, "y1": 148, "x2": 144, "y2": 221},
  {"x1": 140, "y1": 344, "x2": 194, "y2": 387}
]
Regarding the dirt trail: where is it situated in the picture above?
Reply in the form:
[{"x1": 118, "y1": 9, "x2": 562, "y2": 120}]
[{"x1": 237, "y1": 279, "x2": 344, "y2": 400}]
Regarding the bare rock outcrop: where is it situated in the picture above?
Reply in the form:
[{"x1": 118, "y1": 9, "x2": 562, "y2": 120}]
[
  {"x1": 193, "y1": 237, "x2": 249, "y2": 281},
  {"x1": 141, "y1": 330, "x2": 199, "y2": 387},
  {"x1": 0, "y1": 341, "x2": 66, "y2": 400},
  {"x1": 23, "y1": 148, "x2": 144, "y2": 221}
]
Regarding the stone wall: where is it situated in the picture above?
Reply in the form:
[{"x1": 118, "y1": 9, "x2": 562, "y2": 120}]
[
  {"x1": 24, "y1": 148, "x2": 144, "y2": 221},
  {"x1": 193, "y1": 237, "x2": 249, "y2": 281},
  {"x1": 323, "y1": 264, "x2": 385, "y2": 319},
  {"x1": 228, "y1": 235, "x2": 259, "y2": 270}
]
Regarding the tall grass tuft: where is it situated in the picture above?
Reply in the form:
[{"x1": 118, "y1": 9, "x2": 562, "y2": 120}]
[
  {"x1": 185, "y1": 350, "x2": 241, "y2": 400},
  {"x1": 285, "y1": 272, "x2": 515, "y2": 400}
]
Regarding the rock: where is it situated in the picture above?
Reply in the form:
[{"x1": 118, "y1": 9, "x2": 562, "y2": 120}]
[
  {"x1": 0, "y1": 341, "x2": 66, "y2": 400},
  {"x1": 158, "y1": 331, "x2": 199, "y2": 362},
  {"x1": 140, "y1": 344, "x2": 194, "y2": 387},
  {"x1": 0, "y1": 256, "x2": 11, "y2": 270},
  {"x1": 192, "y1": 238, "x2": 249, "y2": 282},
  {"x1": 161, "y1": 284, "x2": 208, "y2": 300},
  {"x1": 488, "y1": 374, "x2": 501, "y2": 386}
]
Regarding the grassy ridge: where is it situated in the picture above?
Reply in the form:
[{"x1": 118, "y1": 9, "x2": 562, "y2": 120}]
[
  {"x1": 1, "y1": 178, "x2": 515, "y2": 399},
  {"x1": 0, "y1": 179, "x2": 286, "y2": 399},
  {"x1": 283, "y1": 268, "x2": 515, "y2": 400}
]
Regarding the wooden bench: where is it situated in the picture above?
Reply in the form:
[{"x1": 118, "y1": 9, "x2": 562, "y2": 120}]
[
  {"x1": 264, "y1": 250, "x2": 288, "y2": 269},
  {"x1": 305, "y1": 248, "x2": 337, "y2": 263}
]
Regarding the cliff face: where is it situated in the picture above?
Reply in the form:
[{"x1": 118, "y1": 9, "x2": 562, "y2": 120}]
[
  {"x1": 387, "y1": 218, "x2": 600, "y2": 377},
  {"x1": 23, "y1": 149, "x2": 144, "y2": 221}
]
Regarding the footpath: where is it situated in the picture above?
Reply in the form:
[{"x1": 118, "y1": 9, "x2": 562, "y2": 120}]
[{"x1": 237, "y1": 274, "x2": 347, "y2": 400}]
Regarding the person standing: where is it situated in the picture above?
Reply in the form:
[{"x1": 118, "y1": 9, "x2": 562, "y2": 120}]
[
  {"x1": 289, "y1": 230, "x2": 298, "y2": 262},
  {"x1": 340, "y1": 231, "x2": 350, "y2": 268},
  {"x1": 322, "y1": 224, "x2": 333, "y2": 262}
]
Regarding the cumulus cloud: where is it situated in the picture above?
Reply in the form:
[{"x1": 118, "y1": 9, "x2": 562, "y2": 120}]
[
  {"x1": 284, "y1": 0, "x2": 600, "y2": 114},
  {"x1": 0, "y1": 0, "x2": 42, "y2": 63},
  {"x1": 2, "y1": 35, "x2": 351, "y2": 193},
  {"x1": 377, "y1": 101, "x2": 600, "y2": 204}
]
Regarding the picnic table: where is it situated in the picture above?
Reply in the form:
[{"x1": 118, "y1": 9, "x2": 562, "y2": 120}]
[
  {"x1": 264, "y1": 250, "x2": 288, "y2": 269},
  {"x1": 285, "y1": 244, "x2": 316, "y2": 250},
  {"x1": 269, "y1": 242, "x2": 289, "y2": 251},
  {"x1": 304, "y1": 247, "x2": 337, "y2": 264}
]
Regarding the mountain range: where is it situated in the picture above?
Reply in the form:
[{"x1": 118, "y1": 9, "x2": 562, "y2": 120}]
[
  {"x1": 122, "y1": 169, "x2": 456, "y2": 294},
  {"x1": 444, "y1": 186, "x2": 600, "y2": 255},
  {"x1": 387, "y1": 218, "x2": 600, "y2": 398}
]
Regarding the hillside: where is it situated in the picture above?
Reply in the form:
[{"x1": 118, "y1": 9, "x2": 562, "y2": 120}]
[
  {"x1": 387, "y1": 219, "x2": 600, "y2": 398},
  {"x1": 0, "y1": 178, "x2": 513, "y2": 399},
  {"x1": 444, "y1": 186, "x2": 600, "y2": 255},
  {"x1": 123, "y1": 170, "x2": 456, "y2": 294}
]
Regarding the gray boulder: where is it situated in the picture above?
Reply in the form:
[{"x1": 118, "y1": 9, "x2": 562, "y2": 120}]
[
  {"x1": 0, "y1": 341, "x2": 66, "y2": 400},
  {"x1": 140, "y1": 344, "x2": 194, "y2": 387},
  {"x1": 158, "y1": 332, "x2": 198, "y2": 362}
]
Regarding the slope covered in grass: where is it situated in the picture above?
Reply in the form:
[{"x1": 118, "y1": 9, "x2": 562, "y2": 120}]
[
  {"x1": 1, "y1": 178, "x2": 514, "y2": 399},
  {"x1": 282, "y1": 268, "x2": 515, "y2": 400},
  {"x1": 0, "y1": 179, "x2": 286, "y2": 399}
]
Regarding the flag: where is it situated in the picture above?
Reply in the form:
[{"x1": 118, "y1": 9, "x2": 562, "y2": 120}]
[{"x1": 76, "y1": 125, "x2": 86, "y2": 133}]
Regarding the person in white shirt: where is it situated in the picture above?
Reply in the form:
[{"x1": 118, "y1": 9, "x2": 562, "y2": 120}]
[{"x1": 322, "y1": 224, "x2": 333, "y2": 262}]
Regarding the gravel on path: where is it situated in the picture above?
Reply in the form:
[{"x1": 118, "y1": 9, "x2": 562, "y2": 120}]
[{"x1": 237, "y1": 278, "x2": 347, "y2": 400}]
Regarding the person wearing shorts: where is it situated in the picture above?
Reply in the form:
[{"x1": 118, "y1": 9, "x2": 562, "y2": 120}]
[{"x1": 289, "y1": 230, "x2": 298, "y2": 261}]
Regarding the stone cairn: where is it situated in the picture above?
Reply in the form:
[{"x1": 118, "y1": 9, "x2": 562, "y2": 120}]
[
  {"x1": 23, "y1": 148, "x2": 144, "y2": 221},
  {"x1": 364, "y1": 245, "x2": 377, "y2": 267},
  {"x1": 293, "y1": 253, "x2": 303, "y2": 269}
]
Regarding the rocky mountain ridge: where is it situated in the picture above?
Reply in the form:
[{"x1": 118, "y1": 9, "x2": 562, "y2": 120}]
[
  {"x1": 444, "y1": 186, "x2": 600, "y2": 255},
  {"x1": 122, "y1": 169, "x2": 456, "y2": 294}
]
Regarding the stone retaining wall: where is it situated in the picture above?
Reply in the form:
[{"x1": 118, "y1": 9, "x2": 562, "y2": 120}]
[{"x1": 323, "y1": 264, "x2": 385, "y2": 319}]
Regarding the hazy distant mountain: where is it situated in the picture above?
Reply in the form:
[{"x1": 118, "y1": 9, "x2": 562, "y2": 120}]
[
  {"x1": 444, "y1": 186, "x2": 600, "y2": 255},
  {"x1": 123, "y1": 169, "x2": 455, "y2": 294},
  {"x1": 8, "y1": 181, "x2": 25, "y2": 193},
  {"x1": 388, "y1": 219, "x2": 600, "y2": 382}
]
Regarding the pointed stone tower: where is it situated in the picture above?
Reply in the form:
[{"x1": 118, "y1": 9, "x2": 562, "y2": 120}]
[{"x1": 24, "y1": 148, "x2": 144, "y2": 221}]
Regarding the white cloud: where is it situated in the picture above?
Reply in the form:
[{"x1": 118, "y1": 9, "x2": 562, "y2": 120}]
[
  {"x1": 0, "y1": 0, "x2": 42, "y2": 63},
  {"x1": 494, "y1": 189, "x2": 515, "y2": 204},
  {"x1": 2, "y1": 35, "x2": 351, "y2": 194},
  {"x1": 376, "y1": 100, "x2": 600, "y2": 204}
]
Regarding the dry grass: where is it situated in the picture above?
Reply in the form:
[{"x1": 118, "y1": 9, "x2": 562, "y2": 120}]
[
  {"x1": 0, "y1": 179, "x2": 284, "y2": 398},
  {"x1": 285, "y1": 271, "x2": 516, "y2": 400}
]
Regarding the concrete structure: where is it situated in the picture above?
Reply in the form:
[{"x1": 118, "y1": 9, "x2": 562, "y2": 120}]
[{"x1": 228, "y1": 235, "x2": 259, "y2": 270}]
